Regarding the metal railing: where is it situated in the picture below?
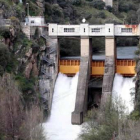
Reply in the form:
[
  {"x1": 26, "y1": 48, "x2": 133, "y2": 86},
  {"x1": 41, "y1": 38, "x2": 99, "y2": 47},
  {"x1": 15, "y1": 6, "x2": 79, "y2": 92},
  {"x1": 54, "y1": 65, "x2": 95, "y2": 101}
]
[
  {"x1": 41, "y1": 68, "x2": 51, "y2": 79},
  {"x1": 42, "y1": 56, "x2": 54, "y2": 66}
]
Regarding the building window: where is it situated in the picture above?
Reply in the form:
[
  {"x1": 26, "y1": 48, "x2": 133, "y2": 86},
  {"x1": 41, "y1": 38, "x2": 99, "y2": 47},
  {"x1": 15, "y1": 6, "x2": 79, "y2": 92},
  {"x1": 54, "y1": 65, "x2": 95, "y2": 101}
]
[
  {"x1": 109, "y1": 28, "x2": 110, "y2": 32},
  {"x1": 84, "y1": 28, "x2": 85, "y2": 32},
  {"x1": 64, "y1": 28, "x2": 75, "y2": 32},
  {"x1": 31, "y1": 20, "x2": 34, "y2": 23},
  {"x1": 121, "y1": 28, "x2": 132, "y2": 33},
  {"x1": 91, "y1": 28, "x2": 100, "y2": 32},
  {"x1": 52, "y1": 28, "x2": 54, "y2": 32}
]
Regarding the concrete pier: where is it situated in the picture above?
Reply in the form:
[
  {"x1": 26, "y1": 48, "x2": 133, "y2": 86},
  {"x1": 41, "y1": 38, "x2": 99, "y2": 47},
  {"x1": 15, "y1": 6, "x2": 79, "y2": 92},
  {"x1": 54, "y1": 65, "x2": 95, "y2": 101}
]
[
  {"x1": 72, "y1": 38, "x2": 91, "y2": 125},
  {"x1": 49, "y1": 38, "x2": 59, "y2": 111},
  {"x1": 101, "y1": 37, "x2": 116, "y2": 106}
]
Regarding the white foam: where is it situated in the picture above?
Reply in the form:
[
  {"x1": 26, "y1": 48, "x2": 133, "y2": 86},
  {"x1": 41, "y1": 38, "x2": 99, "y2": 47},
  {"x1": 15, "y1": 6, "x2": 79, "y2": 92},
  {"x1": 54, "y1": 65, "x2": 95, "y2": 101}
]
[
  {"x1": 43, "y1": 73, "x2": 81, "y2": 140},
  {"x1": 112, "y1": 73, "x2": 135, "y2": 113}
]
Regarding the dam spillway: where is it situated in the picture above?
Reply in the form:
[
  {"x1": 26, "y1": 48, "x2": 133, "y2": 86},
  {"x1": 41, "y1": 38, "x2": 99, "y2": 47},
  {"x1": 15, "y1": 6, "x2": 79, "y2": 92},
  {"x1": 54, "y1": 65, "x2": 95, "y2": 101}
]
[
  {"x1": 59, "y1": 47, "x2": 137, "y2": 77},
  {"x1": 46, "y1": 21, "x2": 138, "y2": 131},
  {"x1": 112, "y1": 73, "x2": 135, "y2": 113},
  {"x1": 43, "y1": 73, "x2": 135, "y2": 140},
  {"x1": 43, "y1": 46, "x2": 137, "y2": 130},
  {"x1": 43, "y1": 73, "x2": 81, "y2": 140}
]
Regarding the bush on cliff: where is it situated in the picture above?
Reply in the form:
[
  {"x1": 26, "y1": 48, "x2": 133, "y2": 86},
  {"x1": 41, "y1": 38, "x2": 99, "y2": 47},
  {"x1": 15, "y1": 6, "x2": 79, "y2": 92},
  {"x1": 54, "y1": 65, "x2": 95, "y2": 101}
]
[{"x1": 0, "y1": 43, "x2": 10, "y2": 75}]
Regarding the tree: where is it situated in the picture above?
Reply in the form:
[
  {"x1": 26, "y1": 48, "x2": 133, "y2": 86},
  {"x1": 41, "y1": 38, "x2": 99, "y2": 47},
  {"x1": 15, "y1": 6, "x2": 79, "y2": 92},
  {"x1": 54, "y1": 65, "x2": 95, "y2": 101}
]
[
  {"x1": 90, "y1": 0, "x2": 105, "y2": 10},
  {"x1": 106, "y1": 5, "x2": 113, "y2": 12},
  {"x1": 79, "y1": 97, "x2": 140, "y2": 140},
  {"x1": 34, "y1": 27, "x2": 40, "y2": 40},
  {"x1": 135, "y1": 44, "x2": 140, "y2": 114},
  {"x1": 137, "y1": 8, "x2": 140, "y2": 23},
  {"x1": 0, "y1": 43, "x2": 10, "y2": 75},
  {"x1": 96, "y1": 11, "x2": 106, "y2": 19},
  {"x1": 73, "y1": 0, "x2": 82, "y2": 6},
  {"x1": 118, "y1": 1, "x2": 130, "y2": 12},
  {"x1": 0, "y1": 74, "x2": 45, "y2": 140}
]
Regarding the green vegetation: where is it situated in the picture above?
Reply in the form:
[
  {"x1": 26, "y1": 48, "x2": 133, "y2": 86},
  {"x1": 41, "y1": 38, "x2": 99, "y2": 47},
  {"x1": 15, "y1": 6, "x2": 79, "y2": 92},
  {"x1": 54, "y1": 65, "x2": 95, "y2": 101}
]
[
  {"x1": 0, "y1": 43, "x2": 10, "y2": 71},
  {"x1": 90, "y1": 0, "x2": 105, "y2": 10},
  {"x1": 80, "y1": 98, "x2": 140, "y2": 140},
  {"x1": 60, "y1": 38, "x2": 80, "y2": 56},
  {"x1": 13, "y1": 31, "x2": 32, "y2": 53},
  {"x1": 15, "y1": 73, "x2": 37, "y2": 102},
  {"x1": 44, "y1": 0, "x2": 121, "y2": 24},
  {"x1": 0, "y1": 74, "x2": 45, "y2": 140},
  {"x1": 135, "y1": 44, "x2": 140, "y2": 116},
  {"x1": 0, "y1": 43, "x2": 17, "y2": 75},
  {"x1": 28, "y1": 1, "x2": 41, "y2": 16}
]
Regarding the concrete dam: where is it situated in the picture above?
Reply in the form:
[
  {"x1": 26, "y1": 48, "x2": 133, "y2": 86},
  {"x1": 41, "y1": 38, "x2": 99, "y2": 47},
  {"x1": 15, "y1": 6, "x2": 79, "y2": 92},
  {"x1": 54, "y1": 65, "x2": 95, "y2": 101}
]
[
  {"x1": 43, "y1": 46, "x2": 135, "y2": 139},
  {"x1": 48, "y1": 23, "x2": 138, "y2": 125},
  {"x1": 22, "y1": 19, "x2": 137, "y2": 139}
]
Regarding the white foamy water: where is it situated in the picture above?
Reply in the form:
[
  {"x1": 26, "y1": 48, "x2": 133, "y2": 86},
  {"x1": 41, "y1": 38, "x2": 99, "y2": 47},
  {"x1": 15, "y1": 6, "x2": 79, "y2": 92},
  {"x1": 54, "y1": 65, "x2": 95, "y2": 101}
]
[
  {"x1": 112, "y1": 73, "x2": 135, "y2": 113},
  {"x1": 43, "y1": 73, "x2": 81, "y2": 140}
]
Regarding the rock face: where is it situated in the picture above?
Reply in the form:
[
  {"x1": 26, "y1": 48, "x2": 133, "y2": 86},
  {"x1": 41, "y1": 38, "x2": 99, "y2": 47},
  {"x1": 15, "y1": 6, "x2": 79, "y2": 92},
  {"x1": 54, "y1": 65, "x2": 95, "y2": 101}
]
[
  {"x1": 36, "y1": 0, "x2": 44, "y2": 16},
  {"x1": 24, "y1": 62, "x2": 33, "y2": 79},
  {"x1": 25, "y1": 48, "x2": 32, "y2": 58},
  {"x1": 36, "y1": 0, "x2": 44, "y2": 8},
  {"x1": 0, "y1": 1, "x2": 25, "y2": 20},
  {"x1": 24, "y1": 48, "x2": 39, "y2": 79},
  {"x1": 135, "y1": 60, "x2": 140, "y2": 111},
  {"x1": 39, "y1": 35, "x2": 58, "y2": 111}
]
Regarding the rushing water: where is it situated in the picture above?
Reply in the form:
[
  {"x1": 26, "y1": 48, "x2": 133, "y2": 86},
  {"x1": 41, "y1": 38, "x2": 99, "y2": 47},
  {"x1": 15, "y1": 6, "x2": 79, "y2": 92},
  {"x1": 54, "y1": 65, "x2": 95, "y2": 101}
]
[
  {"x1": 43, "y1": 74, "x2": 135, "y2": 139},
  {"x1": 43, "y1": 45, "x2": 137, "y2": 139},
  {"x1": 43, "y1": 73, "x2": 81, "y2": 140},
  {"x1": 112, "y1": 73, "x2": 135, "y2": 113}
]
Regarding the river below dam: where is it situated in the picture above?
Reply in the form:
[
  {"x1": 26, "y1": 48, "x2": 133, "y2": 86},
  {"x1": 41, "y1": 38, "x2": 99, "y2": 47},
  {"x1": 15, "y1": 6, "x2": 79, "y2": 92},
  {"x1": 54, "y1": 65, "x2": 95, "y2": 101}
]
[{"x1": 43, "y1": 46, "x2": 136, "y2": 140}]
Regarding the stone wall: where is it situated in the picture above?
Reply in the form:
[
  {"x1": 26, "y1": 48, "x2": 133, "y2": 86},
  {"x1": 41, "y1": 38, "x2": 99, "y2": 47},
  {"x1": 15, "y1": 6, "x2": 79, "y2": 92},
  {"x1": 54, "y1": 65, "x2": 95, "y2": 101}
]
[{"x1": 72, "y1": 38, "x2": 91, "y2": 125}]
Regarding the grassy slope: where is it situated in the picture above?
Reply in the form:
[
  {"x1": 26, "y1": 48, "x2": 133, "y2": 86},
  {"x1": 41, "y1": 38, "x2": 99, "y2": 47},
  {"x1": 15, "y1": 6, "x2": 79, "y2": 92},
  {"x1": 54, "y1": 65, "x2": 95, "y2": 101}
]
[{"x1": 74, "y1": 5, "x2": 122, "y2": 24}]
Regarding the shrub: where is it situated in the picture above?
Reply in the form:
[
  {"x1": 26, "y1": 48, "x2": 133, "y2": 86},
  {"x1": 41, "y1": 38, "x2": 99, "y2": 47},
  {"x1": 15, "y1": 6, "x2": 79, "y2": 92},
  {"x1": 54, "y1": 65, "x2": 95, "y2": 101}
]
[
  {"x1": 79, "y1": 97, "x2": 140, "y2": 140},
  {"x1": 28, "y1": 1, "x2": 41, "y2": 16},
  {"x1": 34, "y1": 27, "x2": 40, "y2": 40},
  {"x1": 96, "y1": 11, "x2": 106, "y2": 19},
  {"x1": 119, "y1": 2, "x2": 129, "y2": 12},
  {"x1": 0, "y1": 43, "x2": 10, "y2": 70},
  {"x1": 0, "y1": 66, "x2": 4, "y2": 76},
  {"x1": 52, "y1": 4, "x2": 64, "y2": 17},
  {"x1": 106, "y1": 5, "x2": 113, "y2": 12},
  {"x1": 73, "y1": 0, "x2": 82, "y2": 6},
  {"x1": 60, "y1": 38, "x2": 80, "y2": 56},
  {"x1": 0, "y1": 74, "x2": 45, "y2": 140},
  {"x1": 126, "y1": 10, "x2": 138, "y2": 24},
  {"x1": 44, "y1": 2, "x2": 52, "y2": 16},
  {"x1": 38, "y1": 38, "x2": 45, "y2": 46},
  {"x1": 90, "y1": 0, "x2": 105, "y2": 10},
  {"x1": 0, "y1": 29, "x2": 10, "y2": 39}
]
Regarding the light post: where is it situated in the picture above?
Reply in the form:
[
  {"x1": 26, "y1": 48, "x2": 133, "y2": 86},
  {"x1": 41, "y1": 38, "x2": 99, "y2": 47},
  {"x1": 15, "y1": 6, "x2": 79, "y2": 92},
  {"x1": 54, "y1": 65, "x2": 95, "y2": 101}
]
[
  {"x1": 82, "y1": 18, "x2": 86, "y2": 23},
  {"x1": 26, "y1": 3, "x2": 29, "y2": 17}
]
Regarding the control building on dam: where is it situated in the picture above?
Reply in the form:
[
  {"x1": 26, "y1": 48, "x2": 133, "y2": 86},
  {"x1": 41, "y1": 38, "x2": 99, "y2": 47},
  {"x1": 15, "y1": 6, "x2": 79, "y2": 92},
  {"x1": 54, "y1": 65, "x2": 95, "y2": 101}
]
[{"x1": 48, "y1": 23, "x2": 138, "y2": 125}]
